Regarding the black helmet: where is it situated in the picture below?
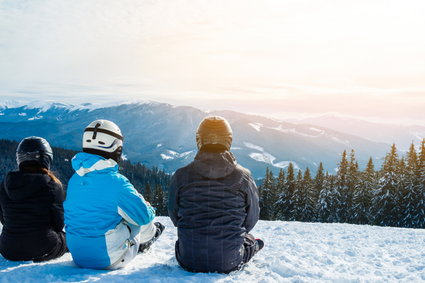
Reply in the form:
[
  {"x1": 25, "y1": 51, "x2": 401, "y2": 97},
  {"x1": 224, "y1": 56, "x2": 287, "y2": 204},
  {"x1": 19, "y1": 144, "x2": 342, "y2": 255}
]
[
  {"x1": 16, "y1": 136, "x2": 53, "y2": 170},
  {"x1": 196, "y1": 116, "x2": 233, "y2": 151}
]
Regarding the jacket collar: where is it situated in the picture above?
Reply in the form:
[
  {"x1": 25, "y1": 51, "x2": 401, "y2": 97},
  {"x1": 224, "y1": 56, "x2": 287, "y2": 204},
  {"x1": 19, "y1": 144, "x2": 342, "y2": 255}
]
[
  {"x1": 193, "y1": 150, "x2": 237, "y2": 179},
  {"x1": 72, "y1": 152, "x2": 118, "y2": 176}
]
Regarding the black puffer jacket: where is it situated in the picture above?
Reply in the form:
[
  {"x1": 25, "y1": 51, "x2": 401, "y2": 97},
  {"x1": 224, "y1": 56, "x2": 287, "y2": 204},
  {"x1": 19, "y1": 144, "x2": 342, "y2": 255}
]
[
  {"x1": 0, "y1": 171, "x2": 65, "y2": 261},
  {"x1": 168, "y1": 151, "x2": 260, "y2": 273}
]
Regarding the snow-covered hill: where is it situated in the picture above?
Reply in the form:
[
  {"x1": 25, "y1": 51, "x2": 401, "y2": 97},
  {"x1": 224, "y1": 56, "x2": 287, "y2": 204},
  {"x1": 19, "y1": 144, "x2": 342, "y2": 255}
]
[
  {"x1": 0, "y1": 101, "x2": 389, "y2": 177},
  {"x1": 0, "y1": 217, "x2": 424, "y2": 282},
  {"x1": 291, "y1": 114, "x2": 425, "y2": 151}
]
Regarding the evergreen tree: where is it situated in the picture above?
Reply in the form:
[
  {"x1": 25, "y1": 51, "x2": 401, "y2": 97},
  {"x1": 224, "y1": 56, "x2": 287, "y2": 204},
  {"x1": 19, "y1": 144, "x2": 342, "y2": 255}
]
[
  {"x1": 152, "y1": 184, "x2": 167, "y2": 216},
  {"x1": 144, "y1": 183, "x2": 153, "y2": 203},
  {"x1": 274, "y1": 169, "x2": 286, "y2": 220},
  {"x1": 300, "y1": 168, "x2": 315, "y2": 222},
  {"x1": 401, "y1": 143, "x2": 418, "y2": 227},
  {"x1": 259, "y1": 168, "x2": 276, "y2": 220},
  {"x1": 352, "y1": 157, "x2": 375, "y2": 224},
  {"x1": 373, "y1": 144, "x2": 400, "y2": 226},
  {"x1": 347, "y1": 150, "x2": 360, "y2": 223},
  {"x1": 396, "y1": 156, "x2": 408, "y2": 227},
  {"x1": 336, "y1": 150, "x2": 349, "y2": 223},
  {"x1": 415, "y1": 140, "x2": 425, "y2": 228},
  {"x1": 279, "y1": 163, "x2": 296, "y2": 221},
  {"x1": 290, "y1": 170, "x2": 304, "y2": 221},
  {"x1": 313, "y1": 163, "x2": 325, "y2": 222},
  {"x1": 317, "y1": 173, "x2": 339, "y2": 223}
]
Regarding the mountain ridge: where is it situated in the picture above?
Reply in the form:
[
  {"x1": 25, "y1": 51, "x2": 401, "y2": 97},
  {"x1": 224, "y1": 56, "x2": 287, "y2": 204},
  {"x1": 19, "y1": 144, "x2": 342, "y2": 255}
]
[{"x1": 0, "y1": 101, "x2": 390, "y2": 177}]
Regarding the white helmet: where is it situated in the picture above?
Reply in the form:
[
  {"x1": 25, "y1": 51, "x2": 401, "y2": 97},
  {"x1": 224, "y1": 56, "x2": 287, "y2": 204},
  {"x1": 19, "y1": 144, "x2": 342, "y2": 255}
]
[{"x1": 82, "y1": 119, "x2": 123, "y2": 162}]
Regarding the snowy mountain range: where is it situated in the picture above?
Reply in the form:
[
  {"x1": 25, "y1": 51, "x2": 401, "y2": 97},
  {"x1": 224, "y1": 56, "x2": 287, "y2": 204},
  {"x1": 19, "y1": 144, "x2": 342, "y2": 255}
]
[
  {"x1": 0, "y1": 101, "x2": 390, "y2": 177},
  {"x1": 1, "y1": 217, "x2": 424, "y2": 282},
  {"x1": 290, "y1": 113, "x2": 425, "y2": 151}
]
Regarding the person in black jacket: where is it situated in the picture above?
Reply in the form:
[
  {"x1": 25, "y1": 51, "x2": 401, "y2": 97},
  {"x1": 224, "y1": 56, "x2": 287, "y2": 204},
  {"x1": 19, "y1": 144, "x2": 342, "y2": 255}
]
[
  {"x1": 0, "y1": 136, "x2": 67, "y2": 262},
  {"x1": 168, "y1": 116, "x2": 263, "y2": 273}
]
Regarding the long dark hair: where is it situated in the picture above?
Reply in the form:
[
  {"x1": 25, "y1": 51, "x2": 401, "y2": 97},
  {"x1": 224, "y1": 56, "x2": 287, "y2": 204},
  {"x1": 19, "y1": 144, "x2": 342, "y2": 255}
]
[{"x1": 20, "y1": 165, "x2": 62, "y2": 186}]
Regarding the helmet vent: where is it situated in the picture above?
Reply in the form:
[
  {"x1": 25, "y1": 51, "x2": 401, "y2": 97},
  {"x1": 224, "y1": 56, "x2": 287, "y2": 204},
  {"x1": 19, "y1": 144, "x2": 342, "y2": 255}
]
[
  {"x1": 98, "y1": 141, "x2": 105, "y2": 145},
  {"x1": 86, "y1": 139, "x2": 92, "y2": 143},
  {"x1": 92, "y1": 122, "x2": 101, "y2": 139}
]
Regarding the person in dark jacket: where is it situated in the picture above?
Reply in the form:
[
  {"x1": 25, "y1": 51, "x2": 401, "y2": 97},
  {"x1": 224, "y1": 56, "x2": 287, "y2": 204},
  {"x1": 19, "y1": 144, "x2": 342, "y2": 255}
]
[
  {"x1": 168, "y1": 116, "x2": 263, "y2": 273},
  {"x1": 0, "y1": 136, "x2": 67, "y2": 262}
]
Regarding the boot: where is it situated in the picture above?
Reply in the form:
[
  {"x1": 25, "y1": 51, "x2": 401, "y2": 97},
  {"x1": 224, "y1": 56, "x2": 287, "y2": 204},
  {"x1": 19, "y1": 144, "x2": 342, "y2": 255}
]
[
  {"x1": 255, "y1": 238, "x2": 264, "y2": 252},
  {"x1": 138, "y1": 222, "x2": 165, "y2": 253}
]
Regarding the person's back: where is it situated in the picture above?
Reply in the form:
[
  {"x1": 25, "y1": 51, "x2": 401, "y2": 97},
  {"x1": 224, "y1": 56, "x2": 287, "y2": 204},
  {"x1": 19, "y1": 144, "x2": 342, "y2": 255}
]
[
  {"x1": 0, "y1": 136, "x2": 67, "y2": 262},
  {"x1": 168, "y1": 116, "x2": 263, "y2": 273},
  {"x1": 64, "y1": 120, "x2": 164, "y2": 269}
]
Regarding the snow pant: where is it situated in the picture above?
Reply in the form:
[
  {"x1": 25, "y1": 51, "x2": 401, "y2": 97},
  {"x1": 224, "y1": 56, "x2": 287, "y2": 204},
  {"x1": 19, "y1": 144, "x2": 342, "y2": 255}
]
[
  {"x1": 106, "y1": 221, "x2": 156, "y2": 270},
  {"x1": 33, "y1": 232, "x2": 68, "y2": 262},
  {"x1": 0, "y1": 230, "x2": 68, "y2": 262},
  {"x1": 176, "y1": 233, "x2": 259, "y2": 274}
]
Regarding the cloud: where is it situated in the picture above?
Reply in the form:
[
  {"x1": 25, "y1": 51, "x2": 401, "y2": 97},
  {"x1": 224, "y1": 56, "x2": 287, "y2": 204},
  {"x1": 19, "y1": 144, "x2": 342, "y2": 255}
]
[{"x1": 0, "y1": 0, "x2": 424, "y2": 122}]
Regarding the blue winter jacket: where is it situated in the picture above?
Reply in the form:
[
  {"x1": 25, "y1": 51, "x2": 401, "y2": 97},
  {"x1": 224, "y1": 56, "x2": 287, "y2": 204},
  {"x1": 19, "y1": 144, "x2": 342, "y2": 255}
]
[{"x1": 64, "y1": 152, "x2": 155, "y2": 269}]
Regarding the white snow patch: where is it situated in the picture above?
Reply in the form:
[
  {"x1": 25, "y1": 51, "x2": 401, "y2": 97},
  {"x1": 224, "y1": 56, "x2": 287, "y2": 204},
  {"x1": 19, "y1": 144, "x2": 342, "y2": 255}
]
[
  {"x1": 274, "y1": 161, "x2": 300, "y2": 170},
  {"x1": 411, "y1": 132, "x2": 425, "y2": 141},
  {"x1": 248, "y1": 122, "x2": 263, "y2": 132},
  {"x1": 249, "y1": 152, "x2": 276, "y2": 165},
  {"x1": 161, "y1": 150, "x2": 193, "y2": 160},
  {"x1": 0, "y1": 99, "x2": 161, "y2": 113},
  {"x1": 1, "y1": 217, "x2": 424, "y2": 282},
  {"x1": 245, "y1": 142, "x2": 298, "y2": 169},
  {"x1": 269, "y1": 125, "x2": 295, "y2": 134},
  {"x1": 309, "y1": 127, "x2": 324, "y2": 134},
  {"x1": 270, "y1": 125, "x2": 325, "y2": 138},
  {"x1": 28, "y1": 116, "x2": 43, "y2": 121},
  {"x1": 160, "y1": 154, "x2": 174, "y2": 160},
  {"x1": 331, "y1": 136, "x2": 350, "y2": 147},
  {"x1": 243, "y1": 142, "x2": 264, "y2": 152},
  {"x1": 156, "y1": 144, "x2": 162, "y2": 148},
  {"x1": 0, "y1": 113, "x2": 4, "y2": 116},
  {"x1": 18, "y1": 113, "x2": 27, "y2": 116}
]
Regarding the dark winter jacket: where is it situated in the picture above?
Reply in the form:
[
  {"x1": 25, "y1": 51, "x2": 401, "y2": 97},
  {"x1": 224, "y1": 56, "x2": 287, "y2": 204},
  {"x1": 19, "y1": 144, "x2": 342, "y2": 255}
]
[
  {"x1": 0, "y1": 171, "x2": 65, "y2": 261},
  {"x1": 168, "y1": 150, "x2": 260, "y2": 273}
]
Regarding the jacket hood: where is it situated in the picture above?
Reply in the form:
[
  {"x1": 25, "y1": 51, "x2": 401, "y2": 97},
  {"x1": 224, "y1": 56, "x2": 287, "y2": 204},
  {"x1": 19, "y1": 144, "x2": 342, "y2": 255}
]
[
  {"x1": 3, "y1": 171, "x2": 51, "y2": 201},
  {"x1": 72, "y1": 152, "x2": 118, "y2": 176},
  {"x1": 193, "y1": 150, "x2": 237, "y2": 179}
]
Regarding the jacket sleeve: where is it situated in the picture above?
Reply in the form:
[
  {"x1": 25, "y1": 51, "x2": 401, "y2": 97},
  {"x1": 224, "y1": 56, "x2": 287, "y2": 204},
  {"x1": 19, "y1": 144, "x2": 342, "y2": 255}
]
[
  {"x1": 243, "y1": 173, "x2": 260, "y2": 233},
  {"x1": 50, "y1": 182, "x2": 65, "y2": 232},
  {"x1": 0, "y1": 182, "x2": 3, "y2": 224},
  {"x1": 0, "y1": 202, "x2": 3, "y2": 224},
  {"x1": 117, "y1": 176, "x2": 155, "y2": 226},
  {"x1": 167, "y1": 173, "x2": 179, "y2": 226}
]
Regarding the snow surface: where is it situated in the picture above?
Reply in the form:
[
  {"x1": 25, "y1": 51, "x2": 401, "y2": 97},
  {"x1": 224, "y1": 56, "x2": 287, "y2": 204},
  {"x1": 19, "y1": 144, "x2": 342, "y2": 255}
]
[
  {"x1": 330, "y1": 137, "x2": 350, "y2": 147},
  {"x1": 160, "y1": 154, "x2": 174, "y2": 160},
  {"x1": 1, "y1": 217, "x2": 424, "y2": 282},
  {"x1": 248, "y1": 123, "x2": 263, "y2": 132},
  {"x1": 160, "y1": 150, "x2": 193, "y2": 160},
  {"x1": 0, "y1": 99, "x2": 161, "y2": 113},
  {"x1": 244, "y1": 142, "x2": 264, "y2": 152},
  {"x1": 270, "y1": 125, "x2": 324, "y2": 138},
  {"x1": 244, "y1": 142, "x2": 299, "y2": 170}
]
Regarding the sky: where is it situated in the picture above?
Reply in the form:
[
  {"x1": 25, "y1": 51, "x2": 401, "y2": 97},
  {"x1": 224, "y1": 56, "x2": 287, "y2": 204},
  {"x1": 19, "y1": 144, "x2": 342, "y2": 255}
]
[{"x1": 0, "y1": 0, "x2": 424, "y2": 124}]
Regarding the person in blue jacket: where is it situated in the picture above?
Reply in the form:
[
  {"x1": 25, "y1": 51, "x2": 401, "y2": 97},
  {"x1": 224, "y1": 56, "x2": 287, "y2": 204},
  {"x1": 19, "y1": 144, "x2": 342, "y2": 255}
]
[{"x1": 64, "y1": 119, "x2": 164, "y2": 269}]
